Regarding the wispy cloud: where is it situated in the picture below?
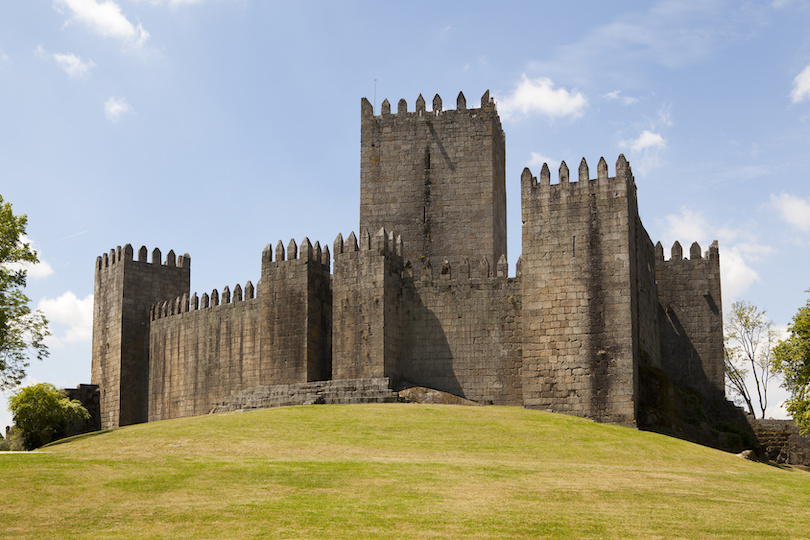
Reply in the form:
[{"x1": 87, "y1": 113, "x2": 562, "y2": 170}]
[
  {"x1": 104, "y1": 96, "x2": 133, "y2": 121},
  {"x1": 528, "y1": 152, "x2": 559, "y2": 170},
  {"x1": 621, "y1": 130, "x2": 666, "y2": 152},
  {"x1": 36, "y1": 45, "x2": 96, "y2": 78},
  {"x1": 54, "y1": 0, "x2": 149, "y2": 47},
  {"x1": 603, "y1": 90, "x2": 639, "y2": 105},
  {"x1": 37, "y1": 292, "x2": 94, "y2": 346},
  {"x1": 771, "y1": 192, "x2": 810, "y2": 231},
  {"x1": 495, "y1": 75, "x2": 587, "y2": 121},
  {"x1": 133, "y1": 0, "x2": 206, "y2": 4},
  {"x1": 526, "y1": 1, "x2": 755, "y2": 87},
  {"x1": 790, "y1": 65, "x2": 810, "y2": 104},
  {"x1": 54, "y1": 53, "x2": 96, "y2": 77}
]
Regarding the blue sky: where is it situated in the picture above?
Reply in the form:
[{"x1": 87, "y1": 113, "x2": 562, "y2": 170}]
[{"x1": 2, "y1": 0, "x2": 810, "y2": 428}]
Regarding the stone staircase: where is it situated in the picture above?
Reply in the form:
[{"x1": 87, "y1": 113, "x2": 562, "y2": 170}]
[
  {"x1": 747, "y1": 416, "x2": 810, "y2": 466},
  {"x1": 210, "y1": 378, "x2": 400, "y2": 413}
]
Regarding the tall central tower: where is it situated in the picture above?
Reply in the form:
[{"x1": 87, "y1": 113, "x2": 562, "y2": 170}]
[{"x1": 359, "y1": 91, "x2": 506, "y2": 268}]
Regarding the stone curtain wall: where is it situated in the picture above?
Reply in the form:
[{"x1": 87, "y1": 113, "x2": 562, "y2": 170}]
[
  {"x1": 402, "y1": 263, "x2": 523, "y2": 405},
  {"x1": 519, "y1": 157, "x2": 639, "y2": 425},
  {"x1": 655, "y1": 241, "x2": 724, "y2": 395},
  {"x1": 148, "y1": 295, "x2": 261, "y2": 421},
  {"x1": 359, "y1": 91, "x2": 507, "y2": 270},
  {"x1": 92, "y1": 245, "x2": 190, "y2": 429},
  {"x1": 146, "y1": 238, "x2": 332, "y2": 422}
]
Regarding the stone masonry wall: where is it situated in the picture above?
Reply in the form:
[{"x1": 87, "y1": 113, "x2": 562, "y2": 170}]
[
  {"x1": 747, "y1": 417, "x2": 810, "y2": 466},
  {"x1": 634, "y1": 218, "x2": 662, "y2": 369},
  {"x1": 655, "y1": 240, "x2": 724, "y2": 396},
  {"x1": 359, "y1": 91, "x2": 506, "y2": 270},
  {"x1": 92, "y1": 245, "x2": 189, "y2": 429},
  {"x1": 331, "y1": 229, "x2": 405, "y2": 381},
  {"x1": 401, "y1": 258, "x2": 523, "y2": 405},
  {"x1": 147, "y1": 289, "x2": 261, "y2": 421},
  {"x1": 146, "y1": 237, "x2": 331, "y2": 422},
  {"x1": 519, "y1": 157, "x2": 638, "y2": 425}
]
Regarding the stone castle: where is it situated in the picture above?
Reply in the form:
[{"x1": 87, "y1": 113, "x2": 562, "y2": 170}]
[{"x1": 91, "y1": 91, "x2": 725, "y2": 432}]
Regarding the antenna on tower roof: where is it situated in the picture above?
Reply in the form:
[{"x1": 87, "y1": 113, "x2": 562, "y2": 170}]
[{"x1": 373, "y1": 78, "x2": 377, "y2": 112}]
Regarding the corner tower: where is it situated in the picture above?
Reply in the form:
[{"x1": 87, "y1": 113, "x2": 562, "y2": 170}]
[
  {"x1": 520, "y1": 157, "x2": 641, "y2": 425},
  {"x1": 91, "y1": 245, "x2": 190, "y2": 429},
  {"x1": 360, "y1": 91, "x2": 506, "y2": 268}
]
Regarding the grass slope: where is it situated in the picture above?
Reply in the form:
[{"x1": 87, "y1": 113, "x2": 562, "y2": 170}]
[{"x1": 1, "y1": 404, "x2": 809, "y2": 539}]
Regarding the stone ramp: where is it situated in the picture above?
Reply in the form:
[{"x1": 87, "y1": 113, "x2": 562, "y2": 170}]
[{"x1": 210, "y1": 378, "x2": 400, "y2": 413}]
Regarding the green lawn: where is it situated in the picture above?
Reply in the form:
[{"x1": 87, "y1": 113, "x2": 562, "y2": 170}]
[{"x1": 1, "y1": 404, "x2": 808, "y2": 539}]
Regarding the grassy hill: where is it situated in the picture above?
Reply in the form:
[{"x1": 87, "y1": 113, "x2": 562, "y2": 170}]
[{"x1": 1, "y1": 403, "x2": 809, "y2": 539}]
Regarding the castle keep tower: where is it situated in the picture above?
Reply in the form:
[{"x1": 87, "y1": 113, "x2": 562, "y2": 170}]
[
  {"x1": 91, "y1": 245, "x2": 190, "y2": 429},
  {"x1": 360, "y1": 91, "x2": 506, "y2": 268}
]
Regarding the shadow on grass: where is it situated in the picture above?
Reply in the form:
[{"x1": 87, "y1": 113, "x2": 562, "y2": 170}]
[{"x1": 41, "y1": 429, "x2": 116, "y2": 449}]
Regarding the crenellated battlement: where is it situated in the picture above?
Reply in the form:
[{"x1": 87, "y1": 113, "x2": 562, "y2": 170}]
[
  {"x1": 150, "y1": 280, "x2": 258, "y2": 321},
  {"x1": 95, "y1": 244, "x2": 190, "y2": 273},
  {"x1": 333, "y1": 228, "x2": 404, "y2": 260},
  {"x1": 521, "y1": 155, "x2": 633, "y2": 194},
  {"x1": 655, "y1": 240, "x2": 720, "y2": 263},
  {"x1": 361, "y1": 90, "x2": 496, "y2": 118},
  {"x1": 260, "y1": 237, "x2": 331, "y2": 270}
]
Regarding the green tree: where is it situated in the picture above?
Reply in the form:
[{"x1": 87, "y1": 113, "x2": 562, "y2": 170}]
[
  {"x1": 724, "y1": 300, "x2": 778, "y2": 418},
  {"x1": 773, "y1": 295, "x2": 810, "y2": 434},
  {"x1": 0, "y1": 195, "x2": 49, "y2": 389},
  {"x1": 8, "y1": 383, "x2": 90, "y2": 450}
]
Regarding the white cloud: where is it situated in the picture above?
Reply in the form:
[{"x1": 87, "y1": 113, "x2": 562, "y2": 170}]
[
  {"x1": 104, "y1": 96, "x2": 133, "y2": 121},
  {"x1": 37, "y1": 292, "x2": 94, "y2": 346},
  {"x1": 0, "y1": 50, "x2": 9, "y2": 64},
  {"x1": 53, "y1": 53, "x2": 96, "y2": 78},
  {"x1": 495, "y1": 75, "x2": 587, "y2": 121},
  {"x1": 658, "y1": 208, "x2": 772, "y2": 300},
  {"x1": 661, "y1": 208, "x2": 708, "y2": 246},
  {"x1": 719, "y1": 247, "x2": 760, "y2": 299},
  {"x1": 603, "y1": 90, "x2": 638, "y2": 105},
  {"x1": 791, "y1": 65, "x2": 810, "y2": 104},
  {"x1": 621, "y1": 130, "x2": 666, "y2": 152},
  {"x1": 37, "y1": 46, "x2": 96, "y2": 78},
  {"x1": 618, "y1": 129, "x2": 667, "y2": 173},
  {"x1": 132, "y1": 0, "x2": 205, "y2": 5},
  {"x1": 2, "y1": 235, "x2": 54, "y2": 279},
  {"x1": 771, "y1": 192, "x2": 810, "y2": 231},
  {"x1": 54, "y1": 0, "x2": 149, "y2": 47},
  {"x1": 528, "y1": 152, "x2": 559, "y2": 170}
]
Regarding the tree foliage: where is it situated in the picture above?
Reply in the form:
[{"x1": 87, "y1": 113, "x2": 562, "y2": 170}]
[
  {"x1": 0, "y1": 195, "x2": 49, "y2": 389},
  {"x1": 8, "y1": 383, "x2": 90, "y2": 450},
  {"x1": 773, "y1": 295, "x2": 810, "y2": 434},
  {"x1": 724, "y1": 300, "x2": 777, "y2": 418}
]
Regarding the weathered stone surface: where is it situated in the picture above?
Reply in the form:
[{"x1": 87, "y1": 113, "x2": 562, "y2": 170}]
[{"x1": 747, "y1": 416, "x2": 810, "y2": 466}]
